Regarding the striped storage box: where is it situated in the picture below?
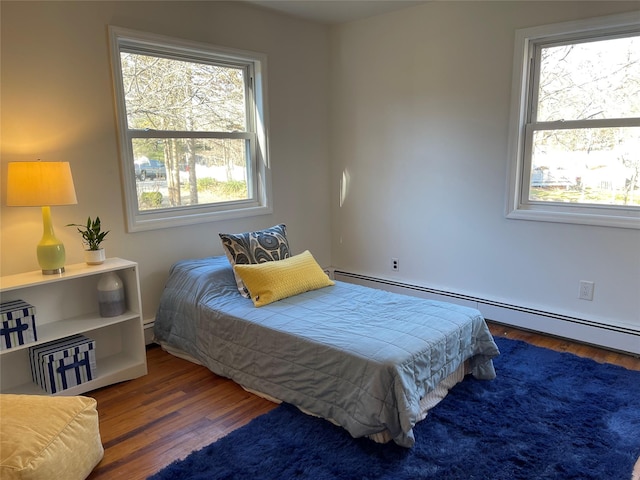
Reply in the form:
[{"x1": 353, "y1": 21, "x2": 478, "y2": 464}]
[
  {"x1": 29, "y1": 335, "x2": 97, "y2": 394},
  {"x1": 0, "y1": 300, "x2": 38, "y2": 351}
]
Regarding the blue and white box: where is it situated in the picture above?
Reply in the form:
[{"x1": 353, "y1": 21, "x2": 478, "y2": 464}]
[
  {"x1": 0, "y1": 299, "x2": 38, "y2": 350},
  {"x1": 29, "y1": 334, "x2": 97, "y2": 394}
]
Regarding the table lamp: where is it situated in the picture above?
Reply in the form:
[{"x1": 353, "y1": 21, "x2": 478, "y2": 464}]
[{"x1": 6, "y1": 161, "x2": 78, "y2": 274}]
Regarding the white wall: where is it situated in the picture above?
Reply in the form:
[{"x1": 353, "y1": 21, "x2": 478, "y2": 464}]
[
  {"x1": 329, "y1": 2, "x2": 640, "y2": 336},
  {"x1": 0, "y1": 1, "x2": 332, "y2": 319}
]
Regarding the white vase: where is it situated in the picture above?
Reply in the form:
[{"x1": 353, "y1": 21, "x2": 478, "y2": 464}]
[
  {"x1": 97, "y1": 271, "x2": 126, "y2": 317},
  {"x1": 84, "y1": 248, "x2": 106, "y2": 265}
]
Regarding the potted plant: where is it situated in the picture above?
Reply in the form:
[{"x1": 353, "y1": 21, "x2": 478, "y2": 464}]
[{"x1": 67, "y1": 216, "x2": 110, "y2": 265}]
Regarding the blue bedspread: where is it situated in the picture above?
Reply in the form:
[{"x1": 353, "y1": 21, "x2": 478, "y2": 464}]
[{"x1": 154, "y1": 256, "x2": 500, "y2": 447}]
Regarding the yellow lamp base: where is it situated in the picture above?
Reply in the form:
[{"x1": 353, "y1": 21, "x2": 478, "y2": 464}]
[
  {"x1": 37, "y1": 206, "x2": 66, "y2": 275},
  {"x1": 37, "y1": 243, "x2": 66, "y2": 274}
]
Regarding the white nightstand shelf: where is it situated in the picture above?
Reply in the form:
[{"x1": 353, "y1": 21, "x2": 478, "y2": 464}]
[{"x1": 0, "y1": 258, "x2": 148, "y2": 395}]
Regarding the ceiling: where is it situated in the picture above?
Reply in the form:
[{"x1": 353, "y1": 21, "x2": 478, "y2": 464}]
[{"x1": 245, "y1": 0, "x2": 428, "y2": 25}]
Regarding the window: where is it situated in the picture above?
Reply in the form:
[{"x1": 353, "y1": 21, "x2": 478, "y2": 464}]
[
  {"x1": 109, "y1": 27, "x2": 271, "y2": 232},
  {"x1": 506, "y1": 12, "x2": 640, "y2": 229}
]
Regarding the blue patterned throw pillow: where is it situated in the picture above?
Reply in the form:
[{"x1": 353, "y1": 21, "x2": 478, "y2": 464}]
[{"x1": 219, "y1": 224, "x2": 291, "y2": 297}]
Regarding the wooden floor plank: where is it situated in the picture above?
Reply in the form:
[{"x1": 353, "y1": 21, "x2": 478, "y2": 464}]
[
  {"x1": 488, "y1": 322, "x2": 640, "y2": 370},
  {"x1": 86, "y1": 324, "x2": 639, "y2": 479}
]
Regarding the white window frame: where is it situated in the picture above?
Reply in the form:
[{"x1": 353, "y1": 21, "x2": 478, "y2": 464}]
[
  {"x1": 108, "y1": 26, "x2": 272, "y2": 232},
  {"x1": 506, "y1": 12, "x2": 640, "y2": 229}
]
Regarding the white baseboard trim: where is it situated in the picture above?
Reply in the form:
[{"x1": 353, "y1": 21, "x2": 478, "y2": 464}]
[
  {"x1": 143, "y1": 319, "x2": 155, "y2": 345},
  {"x1": 333, "y1": 270, "x2": 640, "y2": 356}
]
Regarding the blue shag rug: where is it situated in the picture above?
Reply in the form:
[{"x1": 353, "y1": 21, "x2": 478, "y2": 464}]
[{"x1": 149, "y1": 337, "x2": 640, "y2": 480}]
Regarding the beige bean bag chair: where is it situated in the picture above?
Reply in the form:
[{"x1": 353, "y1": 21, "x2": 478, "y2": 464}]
[{"x1": 0, "y1": 394, "x2": 103, "y2": 480}]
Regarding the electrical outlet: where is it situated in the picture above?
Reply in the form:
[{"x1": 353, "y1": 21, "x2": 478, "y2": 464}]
[
  {"x1": 579, "y1": 281, "x2": 594, "y2": 301},
  {"x1": 391, "y1": 258, "x2": 399, "y2": 271}
]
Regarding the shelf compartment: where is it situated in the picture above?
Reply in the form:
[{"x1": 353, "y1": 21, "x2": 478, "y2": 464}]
[
  {"x1": 2, "y1": 352, "x2": 147, "y2": 396},
  {"x1": 0, "y1": 311, "x2": 140, "y2": 356}
]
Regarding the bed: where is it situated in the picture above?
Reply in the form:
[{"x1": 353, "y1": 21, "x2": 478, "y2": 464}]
[{"x1": 154, "y1": 252, "x2": 500, "y2": 448}]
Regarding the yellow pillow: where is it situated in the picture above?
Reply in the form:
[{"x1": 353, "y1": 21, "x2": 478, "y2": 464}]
[{"x1": 233, "y1": 250, "x2": 334, "y2": 307}]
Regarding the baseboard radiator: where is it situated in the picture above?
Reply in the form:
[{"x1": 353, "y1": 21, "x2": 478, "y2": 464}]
[{"x1": 333, "y1": 270, "x2": 640, "y2": 356}]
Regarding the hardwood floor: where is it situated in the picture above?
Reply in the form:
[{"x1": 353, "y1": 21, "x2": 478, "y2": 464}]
[
  {"x1": 86, "y1": 347, "x2": 276, "y2": 479},
  {"x1": 488, "y1": 322, "x2": 640, "y2": 371},
  {"x1": 86, "y1": 323, "x2": 639, "y2": 479}
]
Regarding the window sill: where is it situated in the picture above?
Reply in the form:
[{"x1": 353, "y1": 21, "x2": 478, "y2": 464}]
[
  {"x1": 127, "y1": 204, "x2": 273, "y2": 232},
  {"x1": 506, "y1": 204, "x2": 640, "y2": 230}
]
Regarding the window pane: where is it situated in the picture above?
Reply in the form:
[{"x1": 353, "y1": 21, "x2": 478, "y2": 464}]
[
  {"x1": 120, "y1": 52, "x2": 247, "y2": 132},
  {"x1": 529, "y1": 127, "x2": 640, "y2": 206},
  {"x1": 132, "y1": 138, "x2": 249, "y2": 211},
  {"x1": 537, "y1": 36, "x2": 640, "y2": 122}
]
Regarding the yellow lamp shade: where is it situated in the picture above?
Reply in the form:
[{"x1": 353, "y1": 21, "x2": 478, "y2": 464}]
[{"x1": 7, "y1": 161, "x2": 77, "y2": 207}]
